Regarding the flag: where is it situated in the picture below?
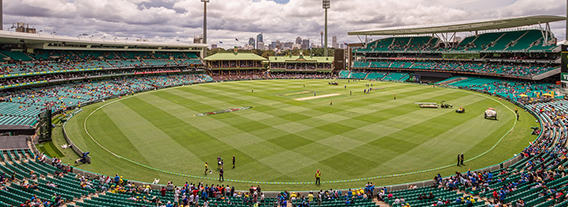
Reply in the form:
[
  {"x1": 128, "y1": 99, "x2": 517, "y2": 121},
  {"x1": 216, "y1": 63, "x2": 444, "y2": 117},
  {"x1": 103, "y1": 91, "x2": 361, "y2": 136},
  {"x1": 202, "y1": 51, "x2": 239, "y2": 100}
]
[
  {"x1": 235, "y1": 38, "x2": 239, "y2": 41},
  {"x1": 219, "y1": 41, "x2": 223, "y2": 44},
  {"x1": 344, "y1": 42, "x2": 348, "y2": 46}
]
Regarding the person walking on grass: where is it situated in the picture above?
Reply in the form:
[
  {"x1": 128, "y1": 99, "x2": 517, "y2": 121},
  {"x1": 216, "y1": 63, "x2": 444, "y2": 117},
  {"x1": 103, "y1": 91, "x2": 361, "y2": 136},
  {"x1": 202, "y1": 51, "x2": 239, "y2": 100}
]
[
  {"x1": 205, "y1": 162, "x2": 209, "y2": 175},
  {"x1": 315, "y1": 170, "x2": 321, "y2": 185},
  {"x1": 232, "y1": 155, "x2": 235, "y2": 169},
  {"x1": 330, "y1": 100, "x2": 333, "y2": 106},
  {"x1": 457, "y1": 154, "x2": 461, "y2": 166},
  {"x1": 219, "y1": 167, "x2": 224, "y2": 182},
  {"x1": 460, "y1": 153, "x2": 464, "y2": 166}
]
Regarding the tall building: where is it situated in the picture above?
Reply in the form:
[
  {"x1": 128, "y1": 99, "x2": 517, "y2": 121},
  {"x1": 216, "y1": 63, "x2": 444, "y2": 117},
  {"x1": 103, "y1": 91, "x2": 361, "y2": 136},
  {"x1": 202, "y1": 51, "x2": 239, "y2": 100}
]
[
  {"x1": 257, "y1": 42, "x2": 265, "y2": 50},
  {"x1": 296, "y1": 37, "x2": 302, "y2": 45},
  {"x1": 248, "y1": 38, "x2": 255, "y2": 49},
  {"x1": 256, "y1": 33, "x2": 263, "y2": 49},
  {"x1": 283, "y1": 42, "x2": 294, "y2": 50},
  {"x1": 332, "y1": 36, "x2": 338, "y2": 48},
  {"x1": 301, "y1": 39, "x2": 310, "y2": 50}
]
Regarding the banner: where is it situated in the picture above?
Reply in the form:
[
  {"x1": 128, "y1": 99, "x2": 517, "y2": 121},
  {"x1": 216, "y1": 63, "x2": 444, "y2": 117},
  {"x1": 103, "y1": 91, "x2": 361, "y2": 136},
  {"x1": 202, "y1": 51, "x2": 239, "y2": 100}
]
[
  {"x1": 134, "y1": 70, "x2": 181, "y2": 75},
  {"x1": 562, "y1": 73, "x2": 568, "y2": 84}
]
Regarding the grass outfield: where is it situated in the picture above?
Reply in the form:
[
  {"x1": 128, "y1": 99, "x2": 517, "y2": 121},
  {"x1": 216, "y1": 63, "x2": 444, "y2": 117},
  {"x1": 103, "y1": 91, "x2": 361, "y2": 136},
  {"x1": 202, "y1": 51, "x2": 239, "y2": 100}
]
[{"x1": 61, "y1": 79, "x2": 538, "y2": 190}]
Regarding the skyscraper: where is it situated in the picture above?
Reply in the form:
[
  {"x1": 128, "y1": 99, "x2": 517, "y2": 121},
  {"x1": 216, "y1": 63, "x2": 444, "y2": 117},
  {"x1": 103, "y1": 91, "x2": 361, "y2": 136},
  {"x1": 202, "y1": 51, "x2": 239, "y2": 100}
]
[
  {"x1": 332, "y1": 36, "x2": 338, "y2": 48},
  {"x1": 256, "y1": 33, "x2": 263, "y2": 49},
  {"x1": 301, "y1": 39, "x2": 310, "y2": 50},
  {"x1": 296, "y1": 37, "x2": 302, "y2": 45},
  {"x1": 248, "y1": 38, "x2": 255, "y2": 49}
]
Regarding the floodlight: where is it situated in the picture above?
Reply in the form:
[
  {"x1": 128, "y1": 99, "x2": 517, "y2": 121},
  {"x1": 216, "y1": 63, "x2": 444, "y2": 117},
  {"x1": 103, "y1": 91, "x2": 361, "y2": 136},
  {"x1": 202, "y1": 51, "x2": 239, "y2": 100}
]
[{"x1": 322, "y1": 0, "x2": 330, "y2": 9}]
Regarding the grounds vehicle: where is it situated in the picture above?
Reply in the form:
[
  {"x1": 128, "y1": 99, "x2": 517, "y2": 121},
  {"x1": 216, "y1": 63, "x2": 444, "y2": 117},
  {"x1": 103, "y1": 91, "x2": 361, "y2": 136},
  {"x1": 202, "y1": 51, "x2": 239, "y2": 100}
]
[
  {"x1": 484, "y1": 108, "x2": 497, "y2": 120},
  {"x1": 441, "y1": 101, "x2": 452, "y2": 108}
]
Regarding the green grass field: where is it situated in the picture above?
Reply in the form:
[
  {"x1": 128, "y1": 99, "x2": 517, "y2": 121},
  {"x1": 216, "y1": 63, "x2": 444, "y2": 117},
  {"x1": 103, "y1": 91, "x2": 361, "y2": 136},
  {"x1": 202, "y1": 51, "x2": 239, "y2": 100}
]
[{"x1": 62, "y1": 79, "x2": 538, "y2": 190}]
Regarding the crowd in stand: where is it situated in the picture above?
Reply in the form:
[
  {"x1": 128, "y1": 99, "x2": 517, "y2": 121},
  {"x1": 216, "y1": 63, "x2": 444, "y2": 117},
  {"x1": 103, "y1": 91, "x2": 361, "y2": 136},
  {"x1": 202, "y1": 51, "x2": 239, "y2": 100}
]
[
  {"x1": 353, "y1": 60, "x2": 557, "y2": 78},
  {"x1": 0, "y1": 74, "x2": 212, "y2": 126},
  {"x1": 0, "y1": 50, "x2": 203, "y2": 76},
  {"x1": 211, "y1": 71, "x2": 336, "y2": 81},
  {"x1": 462, "y1": 81, "x2": 555, "y2": 101}
]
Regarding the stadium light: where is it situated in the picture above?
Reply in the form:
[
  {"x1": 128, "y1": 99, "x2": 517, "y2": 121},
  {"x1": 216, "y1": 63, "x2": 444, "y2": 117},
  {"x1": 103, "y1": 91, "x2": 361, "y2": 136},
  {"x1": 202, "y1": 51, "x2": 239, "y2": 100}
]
[
  {"x1": 202, "y1": 0, "x2": 209, "y2": 58},
  {"x1": 322, "y1": 0, "x2": 330, "y2": 9},
  {"x1": 322, "y1": 0, "x2": 330, "y2": 56}
]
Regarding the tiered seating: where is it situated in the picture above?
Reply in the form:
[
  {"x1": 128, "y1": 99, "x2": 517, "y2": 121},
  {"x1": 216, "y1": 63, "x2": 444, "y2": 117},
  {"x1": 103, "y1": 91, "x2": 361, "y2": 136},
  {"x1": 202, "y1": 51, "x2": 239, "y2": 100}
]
[
  {"x1": 291, "y1": 196, "x2": 376, "y2": 207},
  {"x1": 355, "y1": 30, "x2": 557, "y2": 53},
  {"x1": 338, "y1": 71, "x2": 409, "y2": 82},
  {"x1": 385, "y1": 186, "x2": 484, "y2": 207},
  {"x1": 366, "y1": 72, "x2": 387, "y2": 80},
  {"x1": 143, "y1": 59, "x2": 178, "y2": 66},
  {"x1": 0, "y1": 74, "x2": 212, "y2": 126},
  {"x1": 350, "y1": 71, "x2": 367, "y2": 79},
  {"x1": 445, "y1": 77, "x2": 555, "y2": 100},
  {"x1": 0, "y1": 149, "x2": 96, "y2": 206},
  {"x1": 106, "y1": 60, "x2": 144, "y2": 67},
  {"x1": 338, "y1": 70, "x2": 350, "y2": 78},
  {"x1": 382, "y1": 72, "x2": 409, "y2": 81},
  {"x1": 0, "y1": 50, "x2": 203, "y2": 77},
  {"x1": 352, "y1": 60, "x2": 557, "y2": 78},
  {"x1": 486, "y1": 31, "x2": 525, "y2": 51},
  {"x1": 1, "y1": 51, "x2": 33, "y2": 61},
  {"x1": 355, "y1": 36, "x2": 440, "y2": 52}
]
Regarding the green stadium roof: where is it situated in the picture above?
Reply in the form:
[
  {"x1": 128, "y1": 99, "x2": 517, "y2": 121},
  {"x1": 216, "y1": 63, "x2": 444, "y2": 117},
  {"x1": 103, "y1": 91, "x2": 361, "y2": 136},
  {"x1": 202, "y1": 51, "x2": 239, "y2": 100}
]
[
  {"x1": 268, "y1": 55, "x2": 334, "y2": 63},
  {"x1": 204, "y1": 52, "x2": 267, "y2": 61},
  {"x1": 348, "y1": 15, "x2": 566, "y2": 36}
]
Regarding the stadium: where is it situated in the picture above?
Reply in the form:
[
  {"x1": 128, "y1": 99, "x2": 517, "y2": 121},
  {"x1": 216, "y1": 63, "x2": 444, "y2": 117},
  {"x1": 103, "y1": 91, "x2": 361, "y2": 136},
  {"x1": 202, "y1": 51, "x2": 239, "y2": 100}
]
[{"x1": 0, "y1": 1, "x2": 567, "y2": 207}]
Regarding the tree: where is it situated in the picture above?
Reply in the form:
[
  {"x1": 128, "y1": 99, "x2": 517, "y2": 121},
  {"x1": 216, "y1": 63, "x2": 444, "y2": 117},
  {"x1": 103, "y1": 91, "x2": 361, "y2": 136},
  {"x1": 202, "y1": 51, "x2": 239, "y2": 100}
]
[
  {"x1": 261, "y1": 51, "x2": 274, "y2": 59},
  {"x1": 207, "y1": 48, "x2": 226, "y2": 56}
]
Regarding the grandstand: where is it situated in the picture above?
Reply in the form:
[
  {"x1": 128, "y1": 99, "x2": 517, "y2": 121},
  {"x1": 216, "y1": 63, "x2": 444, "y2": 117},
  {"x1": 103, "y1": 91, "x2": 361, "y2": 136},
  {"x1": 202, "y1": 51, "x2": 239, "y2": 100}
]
[
  {"x1": 268, "y1": 55, "x2": 334, "y2": 73},
  {"x1": 204, "y1": 51, "x2": 267, "y2": 81},
  {"x1": 1, "y1": 12, "x2": 568, "y2": 207},
  {"x1": 348, "y1": 15, "x2": 563, "y2": 84}
]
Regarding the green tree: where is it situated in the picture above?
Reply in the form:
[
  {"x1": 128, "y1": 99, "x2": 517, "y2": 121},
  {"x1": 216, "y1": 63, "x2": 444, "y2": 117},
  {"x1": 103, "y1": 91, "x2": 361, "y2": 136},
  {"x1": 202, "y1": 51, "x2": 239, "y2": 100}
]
[{"x1": 207, "y1": 48, "x2": 226, "y2": 56}]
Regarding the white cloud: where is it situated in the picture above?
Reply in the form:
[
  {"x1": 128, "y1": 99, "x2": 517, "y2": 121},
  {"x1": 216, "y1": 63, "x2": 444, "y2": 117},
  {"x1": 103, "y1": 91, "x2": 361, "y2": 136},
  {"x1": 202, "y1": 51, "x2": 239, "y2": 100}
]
[{"x1": 2, "y1": 0, "x2": 566, "y2": 48}]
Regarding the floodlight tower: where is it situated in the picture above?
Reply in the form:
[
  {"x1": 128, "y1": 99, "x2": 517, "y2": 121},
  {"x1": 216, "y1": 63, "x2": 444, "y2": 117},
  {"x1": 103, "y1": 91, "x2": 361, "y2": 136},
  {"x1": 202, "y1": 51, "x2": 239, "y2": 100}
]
[
  {"x1": 0, "y1": 0, "x2": 3, "y2": 30},
  {"x1": 202, "y1": 0, "x2": 209, "y2": 57},
  {"x1": 323, "y1": 0, "x2": 330, "y2": 57}
]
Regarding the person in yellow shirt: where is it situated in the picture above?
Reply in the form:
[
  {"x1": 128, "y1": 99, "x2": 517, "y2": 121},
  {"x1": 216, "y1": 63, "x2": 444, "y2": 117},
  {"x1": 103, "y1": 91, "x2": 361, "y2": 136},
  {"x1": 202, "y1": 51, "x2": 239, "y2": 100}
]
[
  {"x1": 308, "y1": 192, "x2": 314, "y2": 203},
  {"x1": 205, "y1": 162, "x2": 209, "y2": 175},
  {"x1": 315, "y1": 170, "x2": 321, "y2": 185}
]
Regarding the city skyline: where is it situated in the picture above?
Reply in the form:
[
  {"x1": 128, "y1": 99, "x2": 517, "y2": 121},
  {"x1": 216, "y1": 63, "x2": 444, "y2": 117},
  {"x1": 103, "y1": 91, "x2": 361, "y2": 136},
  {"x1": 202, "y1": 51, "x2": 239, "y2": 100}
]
[{"x1": 2, "y1": 0, "x2": 565, "y2": 49}]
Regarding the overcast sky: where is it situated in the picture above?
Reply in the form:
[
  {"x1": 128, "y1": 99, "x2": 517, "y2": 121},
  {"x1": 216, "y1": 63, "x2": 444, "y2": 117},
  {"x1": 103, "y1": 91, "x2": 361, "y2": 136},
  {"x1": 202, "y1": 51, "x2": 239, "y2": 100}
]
[{"x1": 3, "y1": 0, "x2": 566, "y2": 48}]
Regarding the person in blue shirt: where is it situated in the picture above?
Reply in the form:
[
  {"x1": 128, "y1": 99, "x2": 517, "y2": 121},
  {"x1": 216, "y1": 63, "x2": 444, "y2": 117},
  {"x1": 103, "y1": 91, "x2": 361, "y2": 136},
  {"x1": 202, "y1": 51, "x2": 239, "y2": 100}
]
[
  {"x1": 202, "y1": 190, "x2": 209, "y2": 201},
  {"x1": 499, "y1": 188, "x2": 506, "y2": 203},
  {"x1": 114, "y1": 174, "x2": 120, "y2": 184}
]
